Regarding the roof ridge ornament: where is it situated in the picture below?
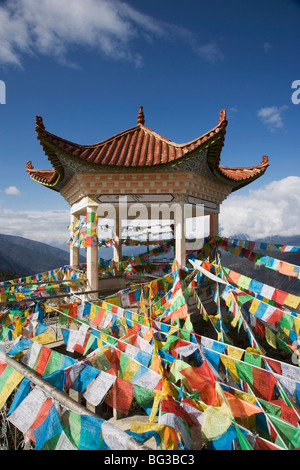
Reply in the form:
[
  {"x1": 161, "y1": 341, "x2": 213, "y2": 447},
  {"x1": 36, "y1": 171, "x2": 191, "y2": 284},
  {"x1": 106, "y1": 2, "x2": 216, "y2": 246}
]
[
  {"x1": 137, "y1": 106, "x2": 145, "y2": 125},
  {"x1": 218, "y1": 109, "x2": 227, "y2": 124},
  {"x1": 36, "y1": 115, "x2": 45, "y2": 130}
]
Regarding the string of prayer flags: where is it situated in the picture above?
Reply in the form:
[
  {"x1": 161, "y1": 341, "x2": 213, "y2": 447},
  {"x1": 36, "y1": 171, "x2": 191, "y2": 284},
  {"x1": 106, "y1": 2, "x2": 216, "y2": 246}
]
[
  {"x1": 219, "y1": 238, "x2": 300, "y2": 278},
  {"x1": 3, "y1": 234, "x2": 300, "y2": 451},
  {"x1": 222, "y1": 265, "x2": 300, "y2": 310}
]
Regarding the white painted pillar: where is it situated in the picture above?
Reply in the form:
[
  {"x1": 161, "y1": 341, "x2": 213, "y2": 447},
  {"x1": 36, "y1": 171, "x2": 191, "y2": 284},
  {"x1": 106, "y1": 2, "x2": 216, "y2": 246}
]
[
  {"x1": 86, "y1": 206, "x2": 99, "y2": 292},
  {"x1": 174, "y1": 204, "x2": 186, "y2": 267},
  {"x1": 209, "y1": 212, "x2": 219, "y2": 237},
  {"x1": 113, "y1": 205, "x2": 122, "y2": 276},
  {"x1": 69, "y1": 213, "x2": 80, "y2": 269}
]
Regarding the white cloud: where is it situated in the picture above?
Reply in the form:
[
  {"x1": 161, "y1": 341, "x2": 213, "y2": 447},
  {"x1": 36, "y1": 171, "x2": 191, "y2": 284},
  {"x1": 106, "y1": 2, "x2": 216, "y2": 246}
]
[
  {"x1": 4, "y1": 185, "x2": 21, "y2": 195},
  {"x1": 194, "y1": 41, "x2": 224, "y2": 63},
  {"x1": 0, "y1": 204, "x2": 70, "y2": 247},
  {"x1": 257, "y1": 105, "x2": 288, "y2": 132},
  {"x1": 0, "y1": 0, "x2": 223, "y2": 67},
  {"x1": 263, "y1": 41, "x2": 272, "y2": 52},
  {"x1": 219, "y1": 176, "x2": 300, "y2": 239}
]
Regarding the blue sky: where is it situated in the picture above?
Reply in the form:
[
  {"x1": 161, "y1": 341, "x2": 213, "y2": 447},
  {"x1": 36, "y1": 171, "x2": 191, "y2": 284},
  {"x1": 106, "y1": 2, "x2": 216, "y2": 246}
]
[{"x1": 0, "y1": 0, "x2": 300, "y2": 249}]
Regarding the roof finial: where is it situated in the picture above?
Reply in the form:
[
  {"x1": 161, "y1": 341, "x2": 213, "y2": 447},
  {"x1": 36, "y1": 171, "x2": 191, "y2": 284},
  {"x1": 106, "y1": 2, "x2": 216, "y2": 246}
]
[
  {"x1": 137, "y1": 106, "x2": 145, "y2": 125},
  {"x1": 218, "y1": 109, "x2": 227, "y2": 124},
  {"x1": 36, "y1": 115, "x2": 45, "y2": 130}
]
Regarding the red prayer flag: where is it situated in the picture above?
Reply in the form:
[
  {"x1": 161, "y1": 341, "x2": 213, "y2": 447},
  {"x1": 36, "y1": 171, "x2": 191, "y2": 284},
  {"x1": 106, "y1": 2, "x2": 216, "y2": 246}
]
[
  {"x1": 271, "y1": 289, "x2": 288, "y2": 306},
  {"x1": 254, "y1": 436, "x2": 282, "y2": 450},
  {"x1": 105, "y1": 377, "x2": 133, "y2": 415},
  {"x1": 27, "y1": 398, "x2": 53, "y2": 442},
  {"x1": 265, "y1": 357, "x2": 281, "y2": 375},
  {"x1": 161, "y1": 398, "x2": 195, "y2": 428},
  {"x1": 252, "y1": 367, "x2": 277, "y2": 401},
  {"x1": 35, "y1": 347, "x2": 52, "y2": 376},
  {"x1": 270, "y1": 399, "x2": 299, "y2": 426},
  {"x1": 180, "y1": 361, "x2": 218, "y2": 406}
]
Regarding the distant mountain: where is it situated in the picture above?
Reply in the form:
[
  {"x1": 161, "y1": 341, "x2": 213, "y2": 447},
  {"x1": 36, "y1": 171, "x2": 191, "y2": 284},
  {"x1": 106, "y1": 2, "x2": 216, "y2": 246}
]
[
  {"x1": 1, "y1": 231, "x2": 300, "y2": 296},
  {"x1": 228, "y1": 233, "x2": 300, "y2": 247},
  {"x1": 229, "y1": 233, "x2": 251, "y2": 241},
  {"x1": 0, "y1": 233, "x2": 83, "y2": 277}
]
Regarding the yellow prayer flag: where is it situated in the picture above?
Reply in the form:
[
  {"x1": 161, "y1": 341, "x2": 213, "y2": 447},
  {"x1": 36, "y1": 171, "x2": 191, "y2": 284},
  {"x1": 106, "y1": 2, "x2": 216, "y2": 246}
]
[
  {"x1": 285, "y1": 294, "x2": 300, "y2": 309},
  {"x1": 249, "y1": 298, "x2": 260, "y2": 315},
  {"x1": 149, "y1": 390, "x2": 165, "y2": 423},
  {"x1": 15, "y1": 293, "x2": 26, "y2": 300},
  {"x1": 122, "y1": 358, "x2": 141, "y2": 382},
  {"x1": 231, "y1": 311, "x2": 241, "y2": 328},
  {"x1": 101, "y1": 332, "x2": 108, "y2": 342},
  {"x1": 130, "y1": 422, "x2": 166, "y2": 442},
  {"x1": 14, "y1": 319, "x2": 23, "y2": 336},
  {"x1": 209, "y1": 313, "x2": 220, "y2": 325},
  {"x1": 106, "y1": 296, "x2": 121, "y2": 307},
  {"x1": 32, "y1": 331, "x2": 57, "y2": 345},
  {"x1": 217, "y1": 332, "x2": 223, "y2": 342},
  {"x1": 221, "y1": 355, "x2": 240, "y2": 383},
  {"x1": 246, "y1": 347, "x2": 262, "y2": 355},
  {"x1": 233, "y1": 246, "x2": 242, "y2": 256},
  {"x1": 227, "y1": 345, "x2": 244, "y2": 360},
  {"x1": 44, "y1": 304, "x2": 55, "y2": 313},
  {"x1": 169, "y1": 326, "x2": 179, "y2": 336},
  {"x1": 0, "y1": 369, "x2": 24, "y2": 409},
  {"x1": 265, "y1": 327, "x2": 277, "y2": 349},
  {"x1": 132, "y1": 313, "x2": 139, "y2": 322},
  {"x1": 294, "y1": 317, "x2": 300, "y2": 337},
  {"x1": 162, "y1": 378, "x2": 177, "y2": 399},
  {"x1": 10, "y1": 330, "x2": 19, "y2": 340},
  {"x1": 234, "y1": 389, "x2": 257, "y2": 406},
  {"x1": 226, "y1": 292, "x2": 233, "y2": 308},
  {"x1": 90, "y1": 304, "x2": 97, "y2": 320},
  {"x1": 201, "y1": 401, "x2": 232, "y2": 441}
]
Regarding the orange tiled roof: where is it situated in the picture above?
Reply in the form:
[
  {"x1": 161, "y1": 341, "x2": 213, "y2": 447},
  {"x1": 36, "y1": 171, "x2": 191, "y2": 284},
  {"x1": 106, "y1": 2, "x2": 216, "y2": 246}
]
[
  {"x1": 34, "y1": 107, "x2": 227, "y2": 167},
  {"x1": 216, "y1": 155, "x2": 269, "y2": 189},
  {"x1": 218, "y1": 156, "x2": 269, "y2": 181},
  {"x1": 26, "y1": 161, "x2": 58, "y2": 185},
  {"x1": 26, "y1": 108, "x2": 269, "y2": 191}
]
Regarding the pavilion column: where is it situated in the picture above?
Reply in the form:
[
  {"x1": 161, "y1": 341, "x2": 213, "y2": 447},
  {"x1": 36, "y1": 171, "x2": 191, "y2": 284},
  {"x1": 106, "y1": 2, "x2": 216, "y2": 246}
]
[
  {"x1": 70, "y1": 213, "x2": 80, "y2": 269},
  {"x1": 174, "y1": 204, "x2": 186, "y2": 267},
  {"x1": 86, "y1": 205, "x2": 99, "y2": 292},
  {"x1": 113, "y1": 205, "x2": 122, "y2": 276},
  {"x1": 209, "y1": 213, "x2": 219, "y2": 237}
]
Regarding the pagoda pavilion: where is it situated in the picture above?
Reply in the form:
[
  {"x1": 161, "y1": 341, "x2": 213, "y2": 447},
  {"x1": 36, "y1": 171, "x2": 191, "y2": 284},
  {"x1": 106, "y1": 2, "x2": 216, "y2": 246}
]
[{"x1": 26, "y1": 107, "x2": 269, "y2": 291}]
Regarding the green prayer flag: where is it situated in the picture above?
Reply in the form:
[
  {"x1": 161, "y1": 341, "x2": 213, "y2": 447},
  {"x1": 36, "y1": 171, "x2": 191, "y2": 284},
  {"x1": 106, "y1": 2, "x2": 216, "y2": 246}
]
[
  {"x1": 58, "y1": 309, "x2": 69, "y2": 325},
  {"x1": 244, "y1": 351, "x2": 262, "y2": 368},
  {"x1": 267, "y1": 413, "x2": 300, "y2": 449},
  {"x1": 237, "y1": 275, "x2": 252, "y2": 290},
  {"x1": 182, "y1": 315, "x2": 193, "y2": 333},
  {"x1": 162, "y1": 334, "x2": 179, "y2": 351},
  {"x1": 235, "y1": 361, "x2": 253, "y2": 385},
  {"x1": 234, "y1": 422, "x2": 253, "y2": 450},
  {"x1": 133, "y1": 383, "x2": 154, "y2": 406},
  {"x1": 279, "y1": 313, "x2": 294, "y2": 332},
  {"x1": 258, "y1": 398, "x2": 281, "y2": 418}
]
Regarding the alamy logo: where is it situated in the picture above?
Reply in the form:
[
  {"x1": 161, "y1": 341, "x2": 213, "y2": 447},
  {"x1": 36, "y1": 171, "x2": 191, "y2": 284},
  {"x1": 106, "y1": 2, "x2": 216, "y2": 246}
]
[
  {"x1": 291, "y1": 80, "x2": 300, "y2": 105},
  {"x1": 0, "y1": 81, "x2": 6, "y2": 104}
]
